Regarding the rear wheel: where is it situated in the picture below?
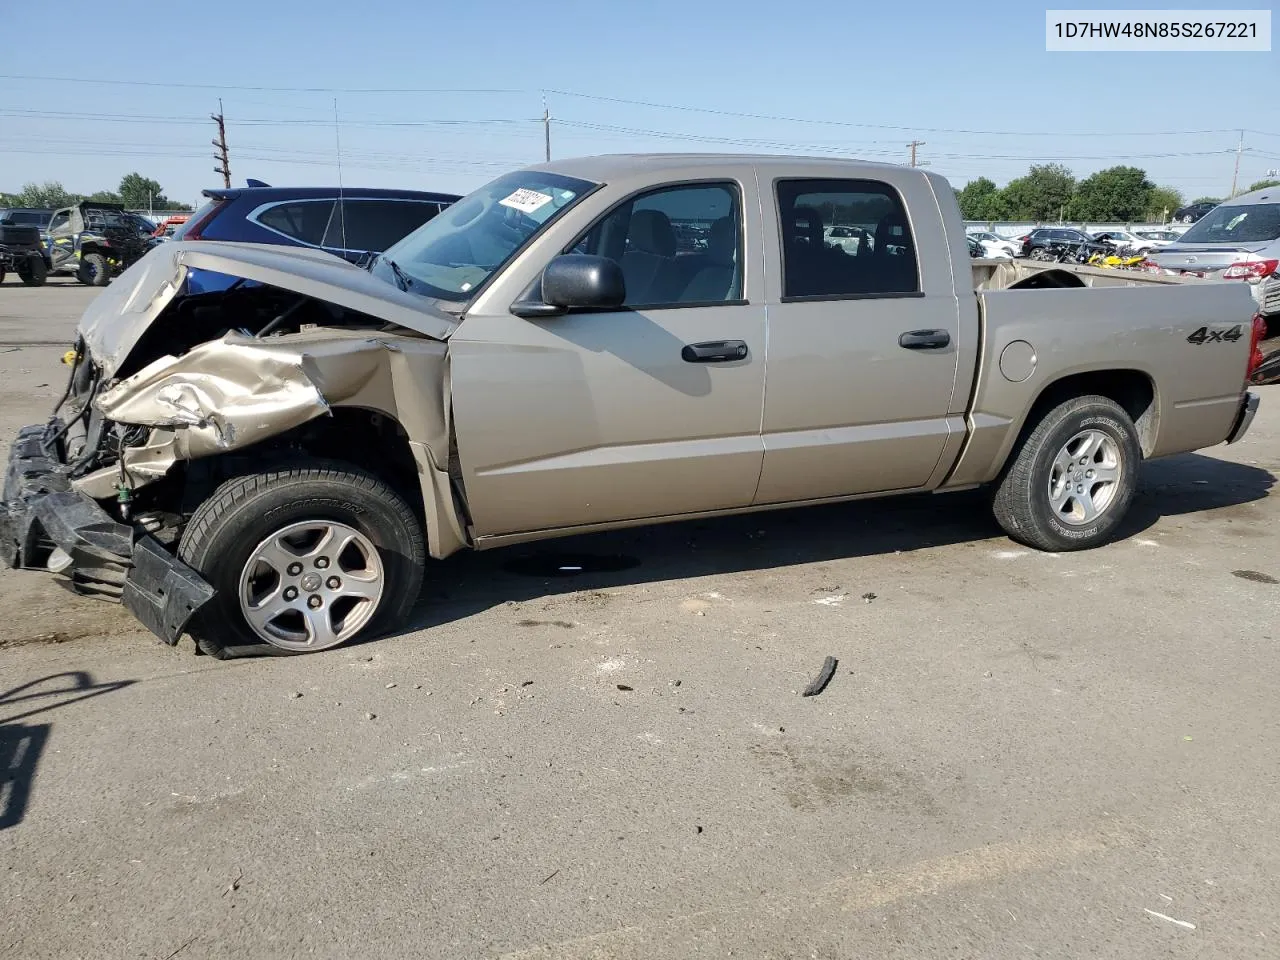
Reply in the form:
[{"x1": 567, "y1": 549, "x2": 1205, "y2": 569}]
[
  {"x1": 18, "y1": 256, "x2": 46, "y2": 286},
  {"x1": 77, "y1": 252, "x2": 111, "y2": 286},
  {"x1": 178, "y1": 461, "x2": 427, "y2": 658},
  {"x1": 992, "y1": 395, "x2": 1141, "y2": 552},
  {"x1": 1028, "y1": 246, "x2": 1050, "y2": 261}
]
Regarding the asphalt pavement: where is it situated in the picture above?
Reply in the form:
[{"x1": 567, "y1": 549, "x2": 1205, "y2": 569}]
[{"x1": 2, "y1": 280, "x2": 1278, "y2": 959}]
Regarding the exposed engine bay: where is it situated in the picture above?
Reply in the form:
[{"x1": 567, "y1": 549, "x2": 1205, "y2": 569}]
[{"x1": 57, "y1": 280, "x2": 400, "y2": 499}]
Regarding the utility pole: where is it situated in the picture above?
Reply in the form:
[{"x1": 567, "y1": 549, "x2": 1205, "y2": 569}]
[
  {"x1": 1229, "y1": 129, "x2": 1244, "y2": 198},
  {"x1": 212, "y1": 98, "x2": 231, "y2": 189},
  {"x1": 542, "y1": 99, "x2": 551, "y2": 162},
  {"x1": 908, "y1": 140, "x2": 925, "y2": 167}
]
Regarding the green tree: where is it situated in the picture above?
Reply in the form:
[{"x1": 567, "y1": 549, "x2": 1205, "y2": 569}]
[
  {"x1": 1067, "y1": 166, "x2": 1154, "y2": 221},
  {"x1": 0, "y1": 192, "x2": 20, "y2": 207},
  {"x1": 87, "y1": 190, "x2": 123, "y2": 204},
  {"x1": 1192, "y1": 196, "x2": 1223, "y2": 205},
  {"x1": 118, "y1": 172, "x2": 166, "y2": 209},
  {"x1": 1001, "y1": 163, "x2": 1075, "y2": 221},
  {"x1": 956, "y1": 177, "x2": 1009, "y2": 220},
  {"x1": 1247, "y1": 179, "x2": 1280, "y2": 192},
  {"x1": 15, "y1": 181, "x2": 83, "y2": 208},
  {"x1": 1145, "y1": 186, "x2": 1183, "y2": 223}
]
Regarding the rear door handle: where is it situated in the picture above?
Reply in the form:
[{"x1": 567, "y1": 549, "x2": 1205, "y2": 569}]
[
  {"x1": 682, "y1": 340, "x2": 749, "y2": 363},
  {"x1": 898, "y1": 329, "x2": 951, "y2": 350}
]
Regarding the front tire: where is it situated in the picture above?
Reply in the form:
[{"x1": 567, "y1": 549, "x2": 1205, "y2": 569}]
[
  {"x1": 18, "y1": 256, "x2": 47, "y2": 286},
  {"x1": 178, "y1": 461, "x2": 427, "y2": 657},
  {"x1": 992, "y1": 395, "x2": 1141, "y2": 552},
  {"x1": 77, "y1": 252, "x2": 111, "y2": 286}
]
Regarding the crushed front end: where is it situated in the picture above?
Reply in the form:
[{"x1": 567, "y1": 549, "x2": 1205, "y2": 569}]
[{"x1": 0, "y1": 341, "x2": 215, "y2": 643}]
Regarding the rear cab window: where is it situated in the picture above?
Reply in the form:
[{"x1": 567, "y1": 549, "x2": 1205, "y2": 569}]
[{"x1": 775, "y1": 179, "x2": 919, "y2": 299}]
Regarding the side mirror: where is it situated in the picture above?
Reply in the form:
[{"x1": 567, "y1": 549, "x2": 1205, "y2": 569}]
[{"x1": 544, "y1": 253, "x2": 626, "y2": 310}]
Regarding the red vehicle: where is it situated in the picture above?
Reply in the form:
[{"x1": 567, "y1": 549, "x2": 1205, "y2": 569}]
[{"x1": 152, "y1": 214, "x2": 190, "y2": 239}]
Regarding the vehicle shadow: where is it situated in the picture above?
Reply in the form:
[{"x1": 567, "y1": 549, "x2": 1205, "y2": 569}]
[
  {"x1": 0, "y1": 671, "x2": 136, "y2": 830},
  {"x1": 392, "y1": 451, "x2": 1275, "y2": 636}
]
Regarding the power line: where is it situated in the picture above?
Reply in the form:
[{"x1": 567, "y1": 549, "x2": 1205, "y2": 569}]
[
  {"x1": 0, "y1": 74, "x2": 522, "y2": 94},
  {"x1": 544, "y1": 88, "x2": 1244, "y2": 138}
]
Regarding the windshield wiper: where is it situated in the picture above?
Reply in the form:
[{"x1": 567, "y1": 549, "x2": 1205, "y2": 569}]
[
  {"x1": 386, "y1": 257, "x2": 413, "y2": 292},
  {"x1": 367, "y1": 252, "x2": 413, "y2": 292}
]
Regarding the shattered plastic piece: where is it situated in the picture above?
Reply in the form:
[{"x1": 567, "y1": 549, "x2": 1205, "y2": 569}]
[
  {"x1": 1144, "y1": 908, "x2": 1195, "y2": 930},
  {"x1": 802, "y1": 656, "x2": 839, "y2": 697}
]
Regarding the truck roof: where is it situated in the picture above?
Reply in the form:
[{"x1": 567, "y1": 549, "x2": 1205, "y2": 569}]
[{"x1": 524, "y1": 153, "x2": 926, "y2": 186}]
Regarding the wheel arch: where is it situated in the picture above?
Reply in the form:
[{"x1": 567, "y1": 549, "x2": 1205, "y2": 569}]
[
  {"x1": 944, "y1": 367, "x2": 1158, "y2": 489},
  {"x1": 178, "y1": 404, "x2": 469, "y2": 561},
  {"x1": 1018, "y1": 369, "x2": 1158, "y2": 458}
]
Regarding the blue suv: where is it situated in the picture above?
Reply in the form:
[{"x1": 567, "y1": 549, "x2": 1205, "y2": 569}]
[{"x1": 175, "y1": 184, "x2": 460, "y2": 263}]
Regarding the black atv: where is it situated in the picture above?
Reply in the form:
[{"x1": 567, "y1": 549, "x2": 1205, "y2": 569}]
[
  {"x1": 0, "y1": 222, "x2": 49, "y2": 286},
  {"x1": 46, "y1": 202, "x2": 150, "y2": 286}
]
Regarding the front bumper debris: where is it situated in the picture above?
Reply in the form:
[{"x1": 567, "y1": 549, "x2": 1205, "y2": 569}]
[
  {"x1": 1, "y1": 422, "x2": 214, "y2": 644},
  {"x1": 1225, "y1": 391, "x2": 1260, "y2": 445}
]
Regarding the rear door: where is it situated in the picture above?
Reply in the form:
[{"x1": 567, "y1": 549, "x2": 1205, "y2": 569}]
[
  {"x1": 752, "y1": 169, "x2": 966, "y2": 504},
  {"x1": 450, "y1": 178, "x2": 768, "y2": 538}
]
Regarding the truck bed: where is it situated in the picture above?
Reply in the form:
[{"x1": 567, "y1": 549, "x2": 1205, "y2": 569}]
[{"x1": 972, "y1": 258, "x2": 1211, "y2": 292}]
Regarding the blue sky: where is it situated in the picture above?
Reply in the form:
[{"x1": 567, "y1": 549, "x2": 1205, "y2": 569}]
[{"x1": 1, "y1": 0, "x2": 1276, "y2": 207}]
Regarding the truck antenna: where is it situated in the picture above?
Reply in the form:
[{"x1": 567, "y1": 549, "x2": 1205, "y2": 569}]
[{"x1": 334, "y1": 98, "x2": 347, "y2": 252}]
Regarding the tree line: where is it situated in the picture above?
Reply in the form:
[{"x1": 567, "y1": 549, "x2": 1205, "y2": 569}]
[
  {"x1": 958, "y1": 163, "x2": 1280, "y2": 223},
  {"x1": 0, "y1": 173, "x2": 192, "y2": 212}
]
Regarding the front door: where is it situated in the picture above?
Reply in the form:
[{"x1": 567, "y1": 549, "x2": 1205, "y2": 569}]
[
  {"x1": 450, "y1": 180, "x2": 767, "y2": 538},
  {"x1": 753, "y1": 174, "x2": 964, "y2": 504}
]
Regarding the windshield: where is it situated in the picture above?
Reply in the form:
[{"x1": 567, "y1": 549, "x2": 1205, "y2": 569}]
[
  {"x1": 374, "y1": 171, "x2": 595, "y2": 302},
  {"x1": 1177, "y1": 202, "x2": 1280, "y2": 244}
]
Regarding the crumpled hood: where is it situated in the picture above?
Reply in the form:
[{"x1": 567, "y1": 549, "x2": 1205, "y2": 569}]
[{"x1": 78, "y1": 240, "x2": 458, "y2": 377}]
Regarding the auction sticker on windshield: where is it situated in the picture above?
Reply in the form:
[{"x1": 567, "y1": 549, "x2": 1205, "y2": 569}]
[{"x1": 500, "y1": 188, "x2": 553, "y2": 215}]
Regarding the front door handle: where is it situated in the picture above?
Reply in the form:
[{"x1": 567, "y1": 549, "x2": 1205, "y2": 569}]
[
  {"x1": 682, "y1": 340, "x2": 749, "y2": 363},
  {"x1": 898, "y1": 329, "x2": 951, "y2": 350}
]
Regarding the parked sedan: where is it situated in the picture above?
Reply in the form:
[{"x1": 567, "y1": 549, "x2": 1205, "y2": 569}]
[
  {"x1": 1149, "y1": 184, "x2": 1280, "y2": 330},
  {"x1": 968, "y1": 230, "x2": 1019, "y2": 258},
  {"x1": 1093, "y1": 230, "x2": 1154, "y2": 254},
  {"x1": 1172, "y1": 201, "x2": 1221, "y2": 224}
]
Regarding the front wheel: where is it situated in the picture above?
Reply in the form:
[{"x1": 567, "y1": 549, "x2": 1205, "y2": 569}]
[
  {"x1": 178, "y1": 461, "x2": 427, "y2": 657},
  {"x1": 992, "y1": 395, "x2": 1141, "y2": 551}
]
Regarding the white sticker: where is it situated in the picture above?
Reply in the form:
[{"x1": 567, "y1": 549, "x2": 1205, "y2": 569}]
[{"x1": 499, "y1": 188, "x2": 553, "y2": 214}]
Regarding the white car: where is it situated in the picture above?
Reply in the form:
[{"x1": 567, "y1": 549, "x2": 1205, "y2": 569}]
[
  {"x1": 824, "y1": 224, "x2": 873, "y2": 254},
  {"x1": 1093, "y1": 230, "x2": 1178, "y2": 255},
  {"x1": 1130, "y1": 229, "x2": 1181, "y2": 250},
  {"x1": 967, "y1": 231, "x2": 1019, "y2": 258}
]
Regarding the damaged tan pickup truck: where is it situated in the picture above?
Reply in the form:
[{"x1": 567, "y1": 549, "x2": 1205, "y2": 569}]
[{"x1": 1, "y1": 155, "x2": 1266, "y2": 656}]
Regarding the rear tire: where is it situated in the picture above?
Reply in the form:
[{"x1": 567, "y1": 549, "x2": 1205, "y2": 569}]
[
  {"x1": 178, "y1": 461, "x2": 427, "y2": 658},
  {"x1": 992, "y1": 395, "x2": 1141, "y2": 552},
  {"x1": 78, "y1": 252, "x2": 111, "y2": 286},
  {"x1": 18, "y1": 256, "x2": 46, "y2": 286}
]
